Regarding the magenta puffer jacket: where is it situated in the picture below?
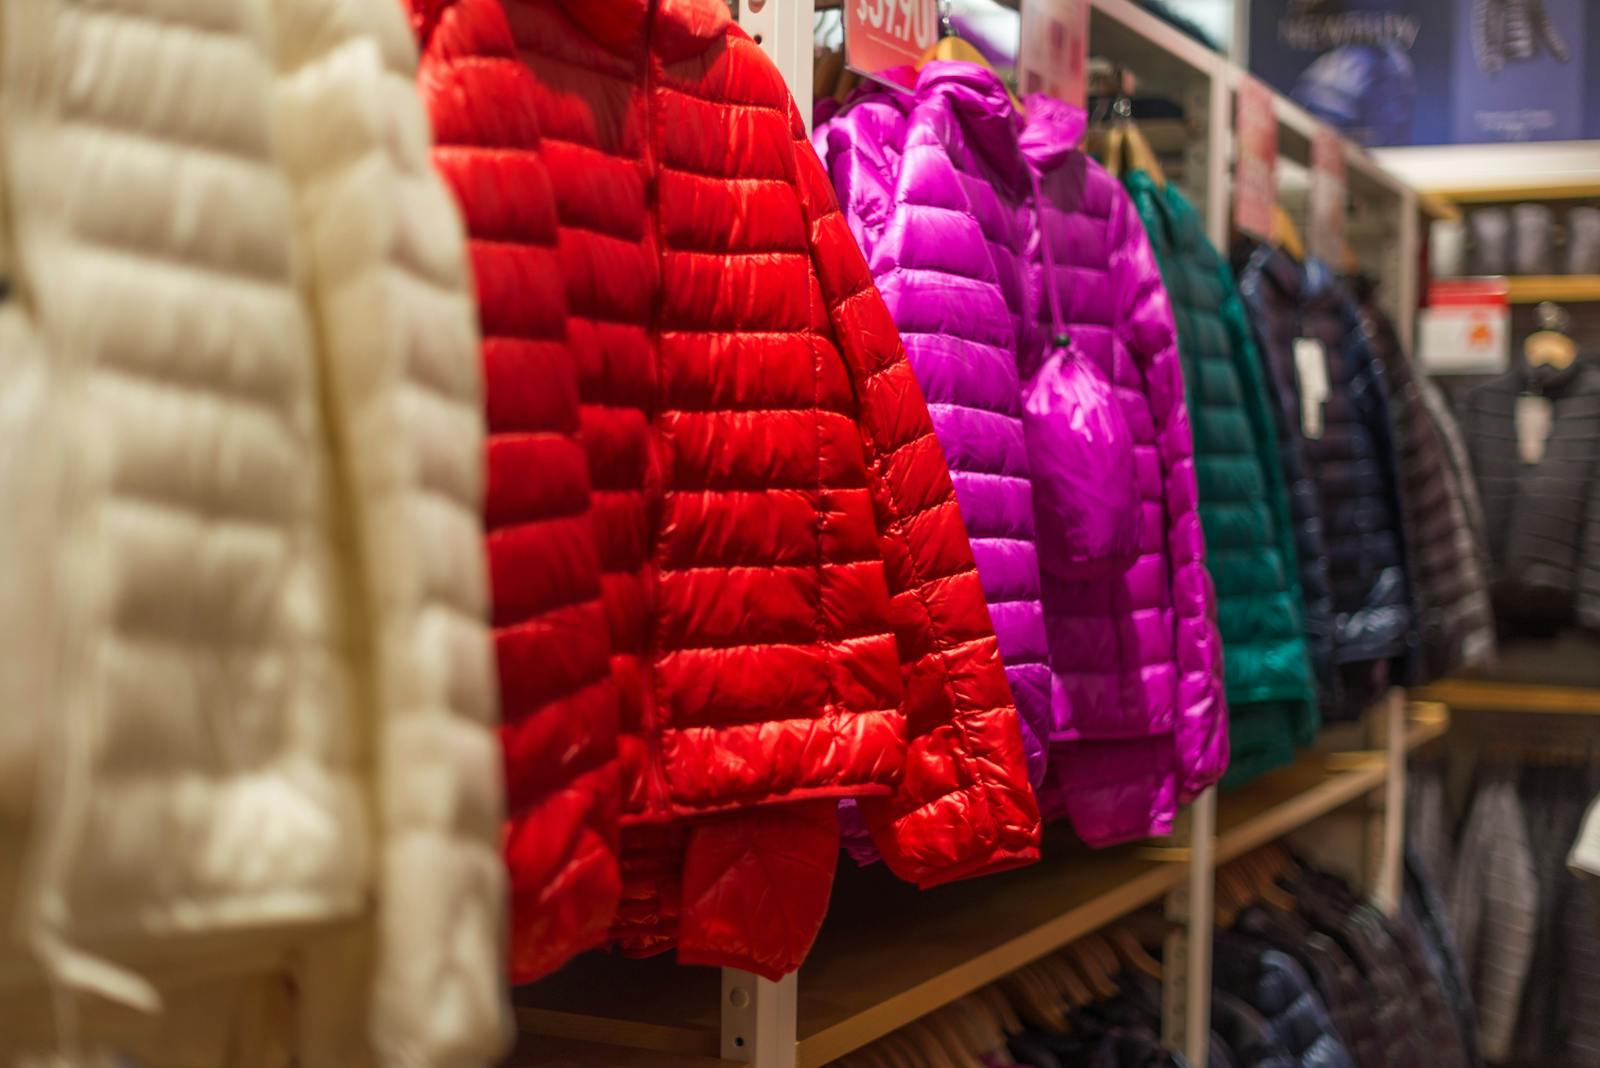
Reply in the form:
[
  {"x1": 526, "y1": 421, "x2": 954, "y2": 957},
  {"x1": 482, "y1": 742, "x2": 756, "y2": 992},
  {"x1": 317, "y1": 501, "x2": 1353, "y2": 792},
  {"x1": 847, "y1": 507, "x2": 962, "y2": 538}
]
[
  {"x1": 1021, "y1": 92, "x2": 1227, "y2": 838},
  {"x1": 817, "y1": 64, "x2": 1227, "y2": 846},
  {"x1": 816, "y1": 69, "x2": 1052, "y2": 786}
]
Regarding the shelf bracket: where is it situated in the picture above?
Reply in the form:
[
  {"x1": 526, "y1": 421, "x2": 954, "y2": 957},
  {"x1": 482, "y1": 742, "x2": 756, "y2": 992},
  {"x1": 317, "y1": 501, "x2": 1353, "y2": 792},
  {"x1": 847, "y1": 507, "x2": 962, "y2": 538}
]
[
  {"x1": 722, "y1": 969, "x2": 797, "y2": 1068},
  {"x1": 1162, "y1": 785, "x2": 1215, "y2": 1068}
]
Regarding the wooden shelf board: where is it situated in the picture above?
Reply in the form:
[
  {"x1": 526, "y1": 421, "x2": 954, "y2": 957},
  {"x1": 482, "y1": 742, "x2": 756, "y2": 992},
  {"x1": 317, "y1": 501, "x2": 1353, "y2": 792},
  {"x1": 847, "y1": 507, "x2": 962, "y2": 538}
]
[
  {"x1": 793, "y1": 836, "x2": 1182, "y2": 1066},
  {"x1": 1424, "y1": 182, "x2": 1600, "y2": 204},
  {"x1": 508, "y1": 1035, "x2": 738, "y2": 1068},
  {"x1": 1211, "y1": 755, "x2": 1386, "y2": 867},
  {"x1": 1412, "y1": 678, "x2": 1600, "y2": 716},
  {"x1": 514, "y1": 831, "x2": 1185, "y2": 1067},
  {"x1": 1504, "y1": 275, "x2": 1600, "y2": 303}
]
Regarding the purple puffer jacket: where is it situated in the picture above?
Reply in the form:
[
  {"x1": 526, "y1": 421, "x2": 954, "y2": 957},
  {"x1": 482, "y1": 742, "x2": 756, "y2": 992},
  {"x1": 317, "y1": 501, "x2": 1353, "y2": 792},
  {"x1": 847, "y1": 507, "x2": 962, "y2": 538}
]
[
  {"x1": 817, "y1": 64, "x2": 1227, "y2": 845},
  {"x1": 1020, "y1": 91, "x2": 1227, "y2": 838},
  {"x1": 816, "y1": 66, "x2": 1052, "y2": 787}
]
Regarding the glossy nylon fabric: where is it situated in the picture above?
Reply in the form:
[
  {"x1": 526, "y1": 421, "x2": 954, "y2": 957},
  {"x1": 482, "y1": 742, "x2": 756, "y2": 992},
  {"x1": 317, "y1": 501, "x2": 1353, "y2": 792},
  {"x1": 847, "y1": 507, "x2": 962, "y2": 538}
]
[
  {"x1": 1022, "y1": 91, "x2": 1227, "y2": 838},
  {"x1": 814, "y1": 71, "x2": 1054, "y2": 789},
  {"x1": 819, "y1": 68, "x2": 1226, "y2": 845},
  {"x1": 1234, "y1": 246, "x2": 1413, "y2": 719},
  {"x1": 1124, "y1": 172, "x2": 1316, "y2": 789},
  {"x1": 1351, "y1": 274, "x2": 1494, "y2": 681},
  {"x1": 414, "y1": 0, "x2": 1039, "y2": 980},
  {"x1": 1234, "y1": 241, "x2": 1339, "y2": 714}
]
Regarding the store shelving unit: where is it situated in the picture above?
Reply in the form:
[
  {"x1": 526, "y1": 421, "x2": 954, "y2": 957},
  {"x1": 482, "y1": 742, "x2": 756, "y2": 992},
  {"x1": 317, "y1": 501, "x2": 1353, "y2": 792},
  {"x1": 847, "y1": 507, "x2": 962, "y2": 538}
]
[
  {"x1": 509, "y1": 5, "x2": 1433, "y2": 1067},
  {"x1": 513, "y1": 697, "x2": 1444, "y2": 1068}
]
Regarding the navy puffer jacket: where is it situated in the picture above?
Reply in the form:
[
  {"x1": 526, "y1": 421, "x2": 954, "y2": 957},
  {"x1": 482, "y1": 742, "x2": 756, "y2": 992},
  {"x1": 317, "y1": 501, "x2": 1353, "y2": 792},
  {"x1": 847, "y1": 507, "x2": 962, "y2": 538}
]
[{"x1": 1215, "y1": 930, "x2": 1358, "y2": 1068}]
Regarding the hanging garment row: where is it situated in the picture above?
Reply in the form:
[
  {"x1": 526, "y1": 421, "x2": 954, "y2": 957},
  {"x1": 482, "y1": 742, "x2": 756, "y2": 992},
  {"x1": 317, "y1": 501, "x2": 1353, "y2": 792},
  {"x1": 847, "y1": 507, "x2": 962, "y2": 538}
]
[
  {"x1": 836, "y1": 847, "x2": 1476, "y2": 1068},
  {"x1": 0, "y1": 1, "x2": 1493, "y2": 1065}
]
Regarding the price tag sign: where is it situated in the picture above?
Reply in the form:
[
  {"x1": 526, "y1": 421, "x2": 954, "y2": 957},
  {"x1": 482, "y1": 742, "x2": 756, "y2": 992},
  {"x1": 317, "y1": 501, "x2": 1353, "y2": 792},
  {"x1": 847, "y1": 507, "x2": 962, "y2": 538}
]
[
  {"x1": 1018, "y1": 0, "x2": 1088, "y2": 107},
  {"x1": 1233, "y1": 76, "x2": 1277, "y2": 240},
  {"x1": 844, "y1": 0, "x2": 939, "y2": 91},
  {"x1": 1293, "y1": 337, "x2": 1329, "y2": 440},
  {"x1": 1308, "y1": 125, "x2": 1347, "y2": 265},
  {"x1": 1418, "y1": 278, "x2": 1510, "y2": 375},
  {"x1": 1516, "y1": 394, "x2": 1553, "y2": 464}
]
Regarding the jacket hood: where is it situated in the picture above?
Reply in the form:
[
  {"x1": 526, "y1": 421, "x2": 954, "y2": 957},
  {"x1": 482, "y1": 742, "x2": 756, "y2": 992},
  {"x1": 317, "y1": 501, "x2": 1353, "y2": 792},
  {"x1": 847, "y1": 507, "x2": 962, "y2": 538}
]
[
  {"x1": 913, "y1": 61, "x2": 1029, "y2": 190},
  {"x1": 1019, "y1": 93, "x2": 1087, "y2": 172}
]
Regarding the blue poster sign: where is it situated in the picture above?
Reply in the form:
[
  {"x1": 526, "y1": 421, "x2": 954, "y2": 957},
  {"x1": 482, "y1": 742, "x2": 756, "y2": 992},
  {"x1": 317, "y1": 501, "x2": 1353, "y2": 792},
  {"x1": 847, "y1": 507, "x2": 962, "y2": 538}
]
[{"x1": 1249, "y1": 0, "x2": 1600, "y2": 147}]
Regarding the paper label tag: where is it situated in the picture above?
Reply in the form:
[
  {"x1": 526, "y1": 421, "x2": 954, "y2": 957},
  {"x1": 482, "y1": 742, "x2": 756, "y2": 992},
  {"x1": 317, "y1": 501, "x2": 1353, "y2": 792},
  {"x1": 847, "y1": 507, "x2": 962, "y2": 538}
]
[
  {"x1": 1294, "y1": 338, "x2": 1329, "y2": 439},
  {"x1": 1516, "y1": 394, "x2": 1553, "y2": 464}
]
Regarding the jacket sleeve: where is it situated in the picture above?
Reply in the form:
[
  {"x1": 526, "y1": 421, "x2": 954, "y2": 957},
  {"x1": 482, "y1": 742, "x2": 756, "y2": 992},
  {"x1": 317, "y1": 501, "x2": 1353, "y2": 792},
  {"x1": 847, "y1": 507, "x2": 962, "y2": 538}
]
[
  {"x1": 272, "y1": 2, "x2": 508, "y2": 1063},
  {"x1": 1109, "y1": 188, "x2": 1227, "y2": 800},
  {"x1": 1219, "y1": 264, "x2": 1318, "y2": 744},
  {"x1": 814, "y1": 98, "x2": 901, "y2": 267},
  {"x1": 791, "y1": 107, "x2": 1040, "y2": 889}
]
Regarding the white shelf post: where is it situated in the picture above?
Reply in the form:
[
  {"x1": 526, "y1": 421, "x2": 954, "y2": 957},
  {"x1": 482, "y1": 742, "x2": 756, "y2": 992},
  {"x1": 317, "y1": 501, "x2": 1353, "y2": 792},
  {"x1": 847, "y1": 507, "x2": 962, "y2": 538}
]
[
  {"x1": 1162, "y1": 786, "x2": 1215, "y2": 1068},
  {"x1": 722, "y1": 969, "x2": 798, "y2": 1067},
  {"x1": 740, "y1": 0, "x2": 816, "y2": 133},
  {"x1": 1368, "y1": 687, "x2": 1407, "y2": 915}
]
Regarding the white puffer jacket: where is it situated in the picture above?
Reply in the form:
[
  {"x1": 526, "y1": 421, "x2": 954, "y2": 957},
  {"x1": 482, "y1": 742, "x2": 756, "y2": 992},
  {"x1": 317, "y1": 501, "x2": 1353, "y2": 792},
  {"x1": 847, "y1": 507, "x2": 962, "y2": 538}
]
[{"x1": 0, "y1": 0, "x2": 506, "y2": 1065}]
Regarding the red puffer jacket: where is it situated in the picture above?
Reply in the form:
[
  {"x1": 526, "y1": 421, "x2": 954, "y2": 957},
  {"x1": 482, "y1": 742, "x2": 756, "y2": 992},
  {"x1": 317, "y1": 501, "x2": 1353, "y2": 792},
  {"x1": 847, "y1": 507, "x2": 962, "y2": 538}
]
[{"x1": 413, "y1": 0, "x2": 1040, "y2": 981}]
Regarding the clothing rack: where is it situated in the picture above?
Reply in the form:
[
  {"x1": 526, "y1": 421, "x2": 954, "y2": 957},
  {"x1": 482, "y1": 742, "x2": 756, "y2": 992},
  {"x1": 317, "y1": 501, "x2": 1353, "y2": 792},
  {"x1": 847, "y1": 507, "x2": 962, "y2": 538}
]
[{"x1": 510, "y1": 4, "x2": 1428, "y2": 1066}]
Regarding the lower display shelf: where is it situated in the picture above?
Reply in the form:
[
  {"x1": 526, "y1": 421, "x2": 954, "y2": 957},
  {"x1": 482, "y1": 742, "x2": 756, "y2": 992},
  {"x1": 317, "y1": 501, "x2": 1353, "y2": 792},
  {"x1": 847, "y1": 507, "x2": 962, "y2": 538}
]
[{"x1": 514, "y1": 705, "x2": 1448, "y2": 1068}]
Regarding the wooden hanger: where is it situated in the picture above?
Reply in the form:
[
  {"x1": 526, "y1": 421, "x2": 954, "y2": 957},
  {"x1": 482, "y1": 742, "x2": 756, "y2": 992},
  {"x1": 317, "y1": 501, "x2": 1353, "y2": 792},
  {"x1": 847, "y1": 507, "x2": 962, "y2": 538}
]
[
  {"x1": 1123, "y1": 120, "x2": 1167, "y2": 189},
  {"x1": 1036, "y1": 956, "x2": 1094, "y2": 1010},
  {"x1": 1107, "y1": 924, "x2": 1163, "y2": 979},
  {"x1": 1071, "y1": 935, "x2": 1124, "y2": 998},
  {"x1": 919, "y1": 36, "x2": 1025, "y2": 113},
  {"x1": 815, "y1": 47, "x2": 845, "y2": 101},
  {"x1": 1002, "y1": 968, "x2": 1066, "y2": 1032},
  {"x1": 1271, "y1": 204, "x2": 1306, "y2": 262},
  {"x1": 1242, "y1": 852, "x2": 1296, "y2": 911},
  {"x1": 1526, "y1": 301, "x2": 1577, "y2": 369},
  {"x1": 904, "y1": 1019, "x2": 962, "y2": 1068},
  {"x1": 979, "y1": 983, "x2": 1023, "y2": 1037}
]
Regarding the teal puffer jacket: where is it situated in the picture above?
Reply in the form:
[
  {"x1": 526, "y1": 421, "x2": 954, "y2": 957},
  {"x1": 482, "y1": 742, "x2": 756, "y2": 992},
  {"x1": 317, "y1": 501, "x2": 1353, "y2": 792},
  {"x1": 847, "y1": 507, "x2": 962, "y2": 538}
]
[{"x1": 1125, "y1": 172, "x2": 1318, "y2": 786}]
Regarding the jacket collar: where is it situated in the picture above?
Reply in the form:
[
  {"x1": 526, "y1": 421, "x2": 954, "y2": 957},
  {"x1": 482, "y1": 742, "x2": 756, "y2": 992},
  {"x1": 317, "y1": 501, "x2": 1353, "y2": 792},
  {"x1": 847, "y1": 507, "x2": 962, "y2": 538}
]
[
  {"x1": 1018, "y1": 94, "x2": 1087, "y2": 173},
  {"x1": 1522, "y1": 357, "x2": 1586, "y2": 396}
]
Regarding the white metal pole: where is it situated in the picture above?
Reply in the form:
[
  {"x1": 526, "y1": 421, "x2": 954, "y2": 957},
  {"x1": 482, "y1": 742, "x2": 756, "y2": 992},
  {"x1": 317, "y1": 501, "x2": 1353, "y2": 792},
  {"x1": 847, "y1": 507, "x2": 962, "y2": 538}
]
[
  {"x1": 741, "y1": 0, "x2": 816, "y2": 133},
  {"x1": 1162, "y1": 786, "x2": 1215, "y2": 1068},
  {"x1": 1396, "y1": 189, "x2": 1420, "y2": 356},
  {"x1": 722, "y1": 969, "x2": 798, "y2": 1067},
  {"x1": 1367, "y1": 688, "x2": 1407, "y2": 915},
  {"x1": 1205, "y1": 70, "x2": 1231, "y2": 250},
  {"x1": 722, "y1": 8, "x2": 810, "y2": 1064}
]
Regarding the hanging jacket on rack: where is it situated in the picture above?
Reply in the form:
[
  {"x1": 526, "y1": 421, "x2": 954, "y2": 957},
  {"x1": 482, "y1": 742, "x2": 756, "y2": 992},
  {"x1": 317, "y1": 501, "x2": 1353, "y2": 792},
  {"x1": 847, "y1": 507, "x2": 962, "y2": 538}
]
[
  {"x1": 1235, "y1": 905, "x2": 1382, "y2": 1068},
  {"x1": 1024, "y1": 92, "x2": 1227, "y2": 833},
  {"x1": 1212, "y1": 930, "x2": 1356, "y2": 1068},
  {"x1": 412, "y1": 0, "x2": 1040, "y2": 980},
  {"x1": 1234, "y1": 241, "x2": 1337, "y2": 714},
  {"x1": 1350, "y1": 274, "x2": 1494, "y2": 680},
  {"x1": 815, "y1": 66, "x2": 1226, "y2": 846},
  {"x1": 1235, "y1": 244, "x2": 1413, "y2": 717},
  {"x1": 0, "y1": 0, "x2": 508, "y2": 1065},
  {"x1": 811, "y1": 67, "x2": 1056, "y2": 793},
  {"x1": 1125, "y1": 172, "x2": 1316, "y2": 788},
  {"x1": 1461, "y1": 358, "x2": 1600, "y2": 637}
]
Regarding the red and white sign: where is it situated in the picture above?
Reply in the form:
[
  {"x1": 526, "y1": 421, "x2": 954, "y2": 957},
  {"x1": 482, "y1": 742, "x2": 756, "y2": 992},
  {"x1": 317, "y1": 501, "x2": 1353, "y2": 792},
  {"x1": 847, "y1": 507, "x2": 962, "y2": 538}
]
[
  {"x1": 844, "y1": 0, "x2": 939, "y2": 91},
  {"x1": 1308, "y1": 125, "x2": 1347, "y2": 265},
  {"x1": 1233, "y1": 76, "x2": 1278, "y2": 240},
  {"x1": 1418, "y1": 278, "x2": 1510, "y2": 375},
  {"x1": 1018, "y1": 0, "x2": 1088, "y2": 108}
]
